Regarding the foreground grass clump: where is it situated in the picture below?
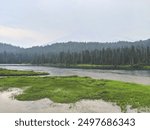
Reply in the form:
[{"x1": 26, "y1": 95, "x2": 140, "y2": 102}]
[
  {"x1": 0, "y1": 76, "x2": 150, "y2": 111},
  {"x1": 0, "y1": 68, "x2": 49, "y2": 76}
]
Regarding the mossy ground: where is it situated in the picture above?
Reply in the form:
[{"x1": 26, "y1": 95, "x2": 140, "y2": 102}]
[{"x1": 0, "y1": 75, "x2": 150, "y2": 111}]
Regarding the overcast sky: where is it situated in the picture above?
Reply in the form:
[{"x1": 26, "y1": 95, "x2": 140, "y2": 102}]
[{"x1": 0, "y1": 0, "x2": 150, "y2": 47}]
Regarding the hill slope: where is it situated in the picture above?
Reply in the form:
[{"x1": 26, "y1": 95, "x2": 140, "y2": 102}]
[
  {"x1": 0, "y1": 39, "x2": 150, "y2": 54},
  {"x1": 0, "y1": 42, "x2": 23, "y2": 53}
]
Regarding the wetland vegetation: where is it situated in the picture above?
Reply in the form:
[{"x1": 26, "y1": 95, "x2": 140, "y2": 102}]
[
  {"x1": 0, "y1": 68, "x2": 49, "y2": 76},
  {"x1": 0, "y1": 74, "x2": 150, "y2": 112}
]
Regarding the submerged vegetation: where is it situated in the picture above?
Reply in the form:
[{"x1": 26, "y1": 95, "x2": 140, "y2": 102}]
[
  {"x1": 0, "y1": 68, "x2": 49, "y2": 76},
  {"x1": 0, "y1": 76, "x2": 150, "y2": 111}
]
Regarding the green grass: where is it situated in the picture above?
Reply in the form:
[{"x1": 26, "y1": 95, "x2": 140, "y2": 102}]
[
  {"x1": 76, "y1": 64, "x2": 112, "y2": 67},
  {"x1": 0, "y1": 76, "x2": 150, "y2": 111},
  {"x1": 0, "y1": 68, "x2": 49, "y2": 76},
  {"x1": 48, "y1": 64, "x2": 150, "y2": 70},
  {"x1": 144, "y1": 66, "x2": 150, "y2": 69}
]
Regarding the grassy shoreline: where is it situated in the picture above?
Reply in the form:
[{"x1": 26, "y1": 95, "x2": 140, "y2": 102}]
[
  {"x1": 1, "y1": 64, "x2": 150, "y2": 70},
  {"x1": 0, "y1": 68, "x2": 49, "y2": 76},
  {"x1": 38, "y1": 64, "x2": 150, "y2": 70},
  {"x1": 0, "y1": 75, "x2": 150, "y2": 112}
]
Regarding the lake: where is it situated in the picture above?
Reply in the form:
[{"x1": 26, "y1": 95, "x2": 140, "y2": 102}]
[
  {"x1": 0, "y1": 64, "x2": 150, "y2": 85},
  {"x1": 0, "y1": 64, "x2": 149, "y2": 112}
]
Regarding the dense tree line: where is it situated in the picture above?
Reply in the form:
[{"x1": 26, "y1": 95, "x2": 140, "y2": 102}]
[
  {"x1": 0, "y1": 46, "x2": 150, "y2": 66},
  {"x1": 1, "y1": 39, "x2": 150, "y2": 54}
]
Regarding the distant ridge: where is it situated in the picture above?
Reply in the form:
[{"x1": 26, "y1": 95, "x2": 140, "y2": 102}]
[
  {"x1": 0, "y1": 39, "x2": 150, "y2": 54},
  {"x1": 0, "y1": 42, "x2": 24, "y2": 53}
]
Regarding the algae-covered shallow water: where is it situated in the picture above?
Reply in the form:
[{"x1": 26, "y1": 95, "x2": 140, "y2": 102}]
[
  {"x1": 0, "y1": 75, "x2": 150, "y2": 112},
  {"x1": 0, "y1": 88, "x2": 138, "y2": 113}
]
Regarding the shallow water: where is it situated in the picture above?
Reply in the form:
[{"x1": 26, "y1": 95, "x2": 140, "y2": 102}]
[
  {"x1": 0, "y1": 88, "x2": 124, "y2": 113},
  {"x1": 0, "y1": 64, "x2": 150, "y2": 85},
  {"x1": 0, "y1": 64, "x2": 150, "y2": 112}
]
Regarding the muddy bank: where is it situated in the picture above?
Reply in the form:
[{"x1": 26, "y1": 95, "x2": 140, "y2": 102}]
[{"x1": 0, "y1": 88, "x2": 142, "y2": 113}]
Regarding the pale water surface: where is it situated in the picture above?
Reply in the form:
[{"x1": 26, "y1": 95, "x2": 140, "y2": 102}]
[
  {"x1": 0, "y1": 64, "x2": 150, "y2": 85},
  {"x1": 0, "y1": 64, "x2": 150, "y2": 112}
]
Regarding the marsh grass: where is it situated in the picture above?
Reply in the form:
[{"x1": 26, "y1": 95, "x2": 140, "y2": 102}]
[
  {"x1": 49, "y1": 64, "x2": 150, "y2": 70},
  {"x1": 0, "y1": 76, "x2": 150, "y2": 111},
  {"x1": 0, "y1": 68, "x2": 49, "y2": 76}
]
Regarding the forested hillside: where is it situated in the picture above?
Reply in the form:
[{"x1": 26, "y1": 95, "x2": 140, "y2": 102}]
[
  {"x1": 0, "y1": 39, "x2": 150, "y2": 66},
  {"x1": 0, "y1": 42, "x2": 24, "y2": 53}
]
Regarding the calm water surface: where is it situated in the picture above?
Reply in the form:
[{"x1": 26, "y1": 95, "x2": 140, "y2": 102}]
[
  {"x1": 0, "y1": 64, "x2": 150, "y2": 85},
  {"x1": 0, "y1": 64, "x2": 149, "y2": 112}
]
